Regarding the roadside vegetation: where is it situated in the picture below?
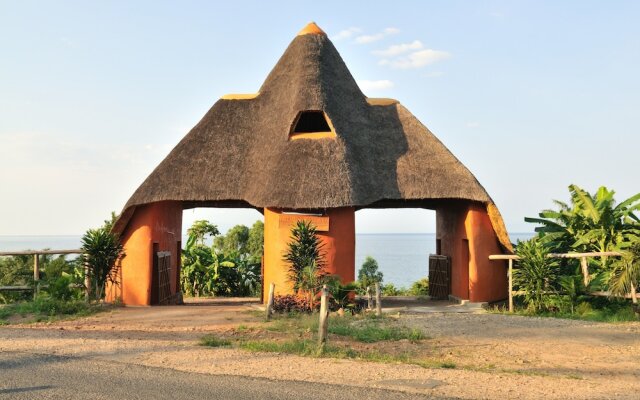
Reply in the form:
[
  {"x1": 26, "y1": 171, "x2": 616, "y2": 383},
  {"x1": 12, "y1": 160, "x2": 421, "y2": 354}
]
[
  {"x1": 0, "y1": 214, "x2": 122, "y2": 324},
  {"x1": 505, "y1": 185, "x2": 640, "y2": 321},
  {"x1": 180, "y1": 220, "x2": 263, "y2": 297},
  {"x1": 200, "y1": 312, "x2": 455, "y2": 369}
]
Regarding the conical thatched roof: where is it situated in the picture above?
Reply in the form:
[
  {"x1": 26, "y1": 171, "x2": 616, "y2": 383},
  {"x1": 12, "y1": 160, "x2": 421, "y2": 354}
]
[{"x1": 114, "y1": 22, "x2": 511, "y2": 251}]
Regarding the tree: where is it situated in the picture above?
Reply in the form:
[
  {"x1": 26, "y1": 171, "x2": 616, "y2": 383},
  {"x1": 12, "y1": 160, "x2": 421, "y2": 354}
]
[
  {"x1": 283, "y1": 221, "x2": 326, "y2": 304},
  {"x1": 247, "y1": 221, "x2": 264, "y2": 264},
  {"x1": 214, "y1": 225, "x2": 249, "y2": 256},
  {"x1": 357, "y1": 256, "x2": 383, "y2": 303},
  {"x1": 187, "y1": 220, "x2": 220, "y2": 246},
  {"x1": 358, "y1": 256, "x2": 383, "y2": 288}
]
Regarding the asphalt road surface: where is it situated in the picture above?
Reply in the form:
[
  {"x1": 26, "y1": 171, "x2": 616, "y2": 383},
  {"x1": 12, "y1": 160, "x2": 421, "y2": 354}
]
[{"x1": 0, "y1": 351, "x2": 442, "y2": 399}]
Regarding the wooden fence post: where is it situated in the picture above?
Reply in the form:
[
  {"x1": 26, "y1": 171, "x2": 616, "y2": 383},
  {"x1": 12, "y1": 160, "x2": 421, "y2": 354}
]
[
  {"x1": 33, "y1": 253, "x2": 40, "y2": 299},
  {"x1": 318, "y1": 285, "x2": 329, "y2": 346},
  {"x1": 508, "y1": 258, "x2": 513, "y2": 312},
  {"x1": 580, "y1": 256, "x2": 590, "y2": 288},
  {"x1": 266, "y1": 282, "x2": 275, "y2": 320},
  {"x1": 84, "y1": 261, "x2": 91, "y2": 302},
  {"x1": 375, "y1": 282, "x2": 382, "y2": 317}
]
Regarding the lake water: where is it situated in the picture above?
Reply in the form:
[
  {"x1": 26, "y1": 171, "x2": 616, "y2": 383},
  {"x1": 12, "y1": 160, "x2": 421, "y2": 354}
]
[{"x1": 0, "y1": 233, "x2": 534, "y2": 288}]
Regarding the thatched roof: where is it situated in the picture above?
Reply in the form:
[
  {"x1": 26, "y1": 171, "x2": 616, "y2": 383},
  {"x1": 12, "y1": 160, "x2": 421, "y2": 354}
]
[{"x1": 113, "y1": 23, "x2": 511, "y2": 251}]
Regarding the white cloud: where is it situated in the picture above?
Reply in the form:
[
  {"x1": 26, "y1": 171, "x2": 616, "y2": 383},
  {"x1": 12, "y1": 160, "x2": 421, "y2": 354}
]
[
  {"x1": 357, "y1": 80, "x2": 395, "y2": 92},
  {"x1": 372, "y1": 40, "x2": 424, "y2": 57},
  {"x1": 355, "y1": 27, "x2": 400, "y2": 44},
  {"x1": 331, "y1": 27, "x2": 361, "y2": 41},
  {"x1": 379, "y1": 49, "x2": 451, "y2": 69}
]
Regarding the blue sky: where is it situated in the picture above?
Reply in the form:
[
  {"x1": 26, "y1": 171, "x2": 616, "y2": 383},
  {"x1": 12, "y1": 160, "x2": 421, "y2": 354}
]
[{"x1": 1, "y1": 1, "x2": 639, "y2": 235}]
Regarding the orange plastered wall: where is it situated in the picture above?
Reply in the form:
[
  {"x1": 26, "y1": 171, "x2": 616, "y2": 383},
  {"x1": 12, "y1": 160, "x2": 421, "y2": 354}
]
[
  {"x1": 436, "y1": 203, "x2": 508, "y2": 303},
  {"x1": 263, "y1": 207, "x2": 355, "y2": 301},
  {"x1": 107, "y1": 201, "x2": 182, "y2": 305},
  {"x1": 465, "y1": 204, "x2": 508, "y2": 303}
]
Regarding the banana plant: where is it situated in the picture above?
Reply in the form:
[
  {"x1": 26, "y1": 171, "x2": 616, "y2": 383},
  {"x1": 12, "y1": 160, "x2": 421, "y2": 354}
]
[{"x1": 525, "y1": 185, "x2": 640, "y2": 281}]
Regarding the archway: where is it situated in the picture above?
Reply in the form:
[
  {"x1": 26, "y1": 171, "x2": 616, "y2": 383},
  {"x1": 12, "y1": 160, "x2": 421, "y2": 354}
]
[
  {"x1": 109, "y1": 22, "x2": 511, "y2": 306},
  {"x1": 355, "y1": 209, "x2": 436, "y2": 291}
]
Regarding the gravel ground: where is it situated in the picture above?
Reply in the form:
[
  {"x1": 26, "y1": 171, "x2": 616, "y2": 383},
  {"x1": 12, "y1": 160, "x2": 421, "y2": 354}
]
[{"x1": 1, "y1": 299, "x2": 639, "y2": 399}]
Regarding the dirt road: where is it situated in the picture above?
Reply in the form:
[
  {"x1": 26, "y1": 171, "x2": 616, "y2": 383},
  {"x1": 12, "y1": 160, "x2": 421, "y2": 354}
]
[{"x1": 1, "y1": 299, "x2": 638, "y2": 399}]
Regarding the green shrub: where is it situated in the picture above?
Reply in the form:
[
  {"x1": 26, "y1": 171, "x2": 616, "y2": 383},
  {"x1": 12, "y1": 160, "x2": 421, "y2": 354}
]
[{"x1": 409, "y1": 278, "x2": 429, "y2": 296}]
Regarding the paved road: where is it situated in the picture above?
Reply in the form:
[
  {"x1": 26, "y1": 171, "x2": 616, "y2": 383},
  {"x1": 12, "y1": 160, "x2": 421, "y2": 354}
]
[{"x1": 0, "y1": 351, "x2": 441, "y2": 399}]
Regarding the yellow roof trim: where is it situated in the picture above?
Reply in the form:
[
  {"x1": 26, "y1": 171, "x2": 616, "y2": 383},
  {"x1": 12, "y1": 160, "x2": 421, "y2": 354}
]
[
  {"x1": 289, "y1": 131, "x2": 336, "y2": 140},
  {"x1": 297, "y1": 22, "x2": 326, "y2": 36},
  {"x1": 366, "y1": 98, "x2": 399, "y2": 106},
  {"x1": 221, "y1": 93, "x2": 259, "y2": 100}
]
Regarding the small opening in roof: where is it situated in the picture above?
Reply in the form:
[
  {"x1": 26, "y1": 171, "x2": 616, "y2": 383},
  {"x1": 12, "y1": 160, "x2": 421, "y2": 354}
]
[{"x1": 289, "y1": 111, "x2": 336, "y2": 140}]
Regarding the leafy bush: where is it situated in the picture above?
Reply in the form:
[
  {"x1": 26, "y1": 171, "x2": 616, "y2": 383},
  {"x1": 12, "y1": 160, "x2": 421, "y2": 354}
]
[{"x1": 409, "y1": 278, "x2": 429, "y2": 296}]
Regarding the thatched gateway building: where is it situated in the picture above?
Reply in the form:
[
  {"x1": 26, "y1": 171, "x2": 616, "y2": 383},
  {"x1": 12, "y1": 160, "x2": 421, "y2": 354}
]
[{"x1": 110, "y1": 22, "x2": 511, "y2": 306}]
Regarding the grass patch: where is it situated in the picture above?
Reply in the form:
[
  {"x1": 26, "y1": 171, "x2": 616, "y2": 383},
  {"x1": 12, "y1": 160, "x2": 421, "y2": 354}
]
[
  {"x1": 200, "y1": 334, "x2": 232, "y2": 347},
  {"x1": 328, "y1": 315, "x2": 425, "y2": 342},
  {"x1": 490, "y1": 298, "x2": 638, "y2": 323},
  {"x1": 263, "y1": 312, "x2": 426, "y2": 343},
  {"x1": 0, "y1": 297, "x2": 105, "y2": 324},
  {"x1": 235, "y1": 338, "x2": 456, "y2": 369}
]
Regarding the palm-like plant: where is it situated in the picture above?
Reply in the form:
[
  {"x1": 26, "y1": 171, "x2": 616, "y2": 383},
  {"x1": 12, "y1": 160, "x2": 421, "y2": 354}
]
[
  {"x1": 80, "y1": 228, "x2": 124, "y2": 301},
  {"x1": 609, "y1": 240, "x2": 640, "y2": 304},
  {"x1": 283, "y1": 221, "x2": 326, "y2": 306},
  {"x1": 513, "y1": 239, "x2": 559, "y2": 312}
]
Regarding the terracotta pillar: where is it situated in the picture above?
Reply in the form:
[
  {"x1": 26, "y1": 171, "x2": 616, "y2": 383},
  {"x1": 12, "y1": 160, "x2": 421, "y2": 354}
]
[
  {"x1": 436, "y1": 202, "x2": 507, "y2": 303},
  {"x1": 262, "y1": 207, "x2": 355, "y2": 302},
  {"x1": 107, "y1": 201, "x2": 183, "y2": 306}
]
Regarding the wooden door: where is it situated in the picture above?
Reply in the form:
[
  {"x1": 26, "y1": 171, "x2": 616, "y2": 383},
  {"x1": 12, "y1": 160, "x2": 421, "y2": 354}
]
[{"x1": 429, "y1": 255, "x2": 451, "y2": 300}]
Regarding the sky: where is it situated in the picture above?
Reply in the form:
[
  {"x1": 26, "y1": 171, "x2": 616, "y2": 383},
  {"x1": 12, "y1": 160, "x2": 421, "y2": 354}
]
[{"x1": 1, "y1": 1, "x2": 639, "y2": 236}]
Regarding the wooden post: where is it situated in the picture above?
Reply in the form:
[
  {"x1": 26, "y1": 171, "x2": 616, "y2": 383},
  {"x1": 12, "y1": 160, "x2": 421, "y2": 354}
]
[
  {"x1": 33, "y1": 253, "x2": 40, "y2": 299},
  {"x1": 580, "y1": 256, "x2": 590, "y2": 288},
  {"x1": 508, "y1": 259, "x2": 513, "y2": 312},
  {"x1": 318, "y1": 285, "x2": 329, "y2": 346},
  {"x1": 375, "y1": 282, "x2": 382, "y2": 317},
  {"x1": 367, "y1": 286, "x2": 373, "y2": 310},
  {"x1": 84, "y1": 261, "x2": 91, "y2": 302},
  {"x1": 265, "y1": 282, "x2": 275, "y2": 320}
]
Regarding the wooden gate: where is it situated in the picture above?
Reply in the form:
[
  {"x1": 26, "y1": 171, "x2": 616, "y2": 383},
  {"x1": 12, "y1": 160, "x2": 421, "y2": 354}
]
[
  {"x1": 428, "y1": 255, "x2": 451, "y2": 300},
  {"x1": 156, "y1": 251, "x2": 172, "y2": 305}
]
